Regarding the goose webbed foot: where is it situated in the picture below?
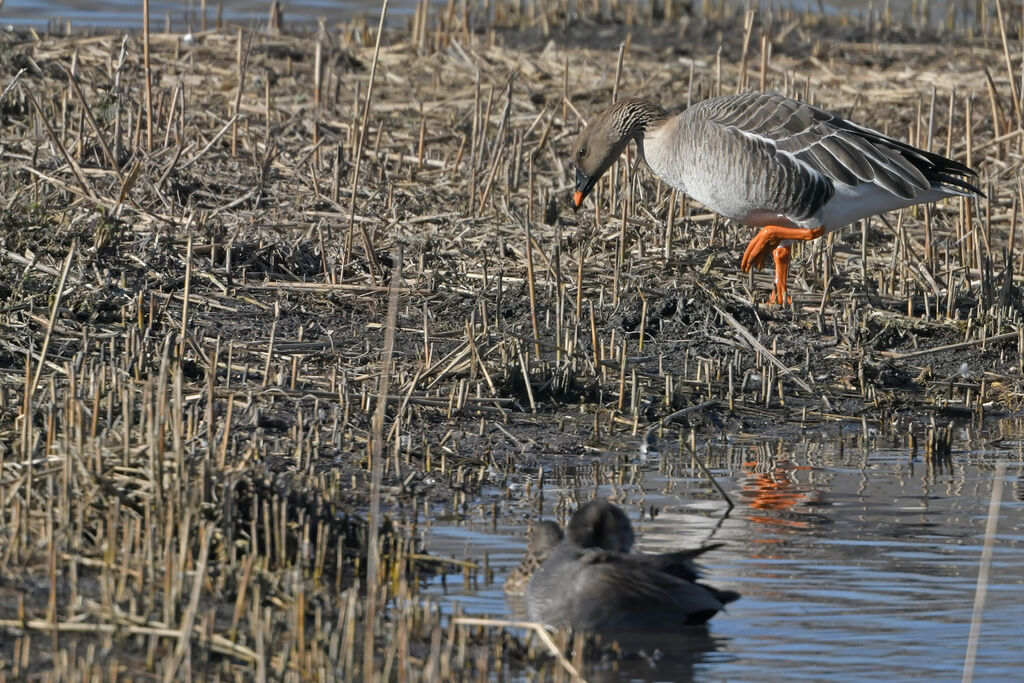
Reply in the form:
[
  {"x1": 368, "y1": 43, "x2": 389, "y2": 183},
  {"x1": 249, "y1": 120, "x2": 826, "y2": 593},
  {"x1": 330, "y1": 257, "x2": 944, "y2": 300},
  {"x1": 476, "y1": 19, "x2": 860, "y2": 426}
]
[{"x1": 740, "y1": 225, "x2": 825, "y2": 305}]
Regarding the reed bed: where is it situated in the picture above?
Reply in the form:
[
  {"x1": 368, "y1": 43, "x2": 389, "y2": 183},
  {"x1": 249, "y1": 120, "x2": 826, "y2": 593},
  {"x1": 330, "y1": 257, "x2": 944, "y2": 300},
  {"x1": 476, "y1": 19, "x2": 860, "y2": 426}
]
[{"x1": 0, "y1": 0, "x2": 1022, "y2": 679}]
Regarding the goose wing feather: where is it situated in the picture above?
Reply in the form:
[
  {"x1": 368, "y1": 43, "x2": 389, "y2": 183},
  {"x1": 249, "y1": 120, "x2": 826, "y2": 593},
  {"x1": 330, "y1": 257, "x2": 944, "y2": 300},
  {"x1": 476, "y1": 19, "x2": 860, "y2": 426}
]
[{"x1": 692, "y1": 92, "x2": 978, "y2": 199}]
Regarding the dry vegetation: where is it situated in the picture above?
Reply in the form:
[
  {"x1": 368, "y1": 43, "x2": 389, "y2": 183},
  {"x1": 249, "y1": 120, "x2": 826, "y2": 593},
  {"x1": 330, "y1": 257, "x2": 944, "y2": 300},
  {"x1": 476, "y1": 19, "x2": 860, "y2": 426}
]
[{"x1": 1, "y1": 0, "x2": 1023, "y2": 679}]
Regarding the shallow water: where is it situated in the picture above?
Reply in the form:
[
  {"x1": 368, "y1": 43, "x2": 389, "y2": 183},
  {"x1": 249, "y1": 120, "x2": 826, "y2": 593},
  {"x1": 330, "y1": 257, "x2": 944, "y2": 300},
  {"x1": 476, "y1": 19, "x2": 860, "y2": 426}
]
[
  {"x1": 422, "y1": 429, "x2": 1024, "y2": 681},
  {"x1": 0, "y1": 1, "x2": 414, "y2": 30},
  {"x1": 0, "y1": 0, "x2": 972, "y2": 30}
]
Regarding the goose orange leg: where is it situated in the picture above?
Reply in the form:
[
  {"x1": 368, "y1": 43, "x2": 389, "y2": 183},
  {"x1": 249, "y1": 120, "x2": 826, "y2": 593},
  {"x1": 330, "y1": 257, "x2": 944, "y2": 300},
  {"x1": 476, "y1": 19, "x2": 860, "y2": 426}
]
[
  {"x1": 770, "y1": 246, "x2": 792, "y2": 305},
  {"x1": 740, "y1": 225, "x2": 825, "y2": 304}
]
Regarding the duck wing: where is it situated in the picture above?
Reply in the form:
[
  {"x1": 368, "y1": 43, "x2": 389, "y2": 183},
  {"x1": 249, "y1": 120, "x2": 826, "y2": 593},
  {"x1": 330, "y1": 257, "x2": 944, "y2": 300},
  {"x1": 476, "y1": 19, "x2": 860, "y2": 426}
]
[
  {"x1": 574, "y1": 550, "x2": 726, "y2": 627},
  {"x1": 640, "y1": 543, "x2": 725, "y2": 582},
  {"x1": 617, "y1": 546, "x2": 741, "y2": 606}
]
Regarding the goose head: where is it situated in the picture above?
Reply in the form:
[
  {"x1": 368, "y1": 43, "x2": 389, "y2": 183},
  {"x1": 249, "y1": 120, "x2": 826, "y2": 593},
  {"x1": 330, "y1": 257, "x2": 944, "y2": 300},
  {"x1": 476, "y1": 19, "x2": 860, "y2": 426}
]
[
  {"x1": 571, "y1": 97, "x2": 668, "y2": 210},
  {"x1": 571, "y1": 115, "x2": 632, "y2": 209}
]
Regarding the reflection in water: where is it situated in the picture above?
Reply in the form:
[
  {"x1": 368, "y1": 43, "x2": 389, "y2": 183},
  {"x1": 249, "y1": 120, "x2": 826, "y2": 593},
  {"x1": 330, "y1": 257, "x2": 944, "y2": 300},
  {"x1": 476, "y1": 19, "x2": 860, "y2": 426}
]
[
  {"x1": 423, "y1": 433, "x2": 1024, "y2": 681},
  {"x1": 739, "y1": 458, "x2": 823, "y2": 533},
  {"x1": 580, "y1": 627, "x2": 723, "y2": 683}
]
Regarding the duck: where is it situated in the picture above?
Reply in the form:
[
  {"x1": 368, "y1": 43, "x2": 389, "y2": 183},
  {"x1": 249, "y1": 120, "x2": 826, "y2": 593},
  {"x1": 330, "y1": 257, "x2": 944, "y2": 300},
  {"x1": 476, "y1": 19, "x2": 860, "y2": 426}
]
[
  {"x1": 525, "y1": 501, "x2": 738, "y2": 633},
  {"x1": 505, "y1": 502, "x2": 716, "y2": 594},
  {"x1": 503, "y1": 520, "x2": 563, "y2": 595},
  {"x1": 567, "y1": 500, "x2": 727, "y2": 584},
  {"x1": 571, "y1": 91, "x2": 982, "y2": 304}
]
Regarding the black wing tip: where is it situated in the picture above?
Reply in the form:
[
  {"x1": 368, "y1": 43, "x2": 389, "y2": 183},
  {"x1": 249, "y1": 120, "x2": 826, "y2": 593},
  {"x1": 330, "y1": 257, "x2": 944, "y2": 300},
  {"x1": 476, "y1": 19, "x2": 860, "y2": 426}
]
[
  {"x1": 931, "y1": 172, "x2": 985, "y2": 198},
  {"x1": 831, "y1": 112, "x2": 984, "y2": 186}
]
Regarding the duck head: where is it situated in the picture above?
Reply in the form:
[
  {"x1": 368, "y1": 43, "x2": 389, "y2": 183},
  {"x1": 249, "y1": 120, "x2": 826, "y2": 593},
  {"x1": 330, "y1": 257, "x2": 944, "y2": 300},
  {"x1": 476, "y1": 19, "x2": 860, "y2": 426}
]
[{"x1": 567, "y1": 500, "x2": 635, "y2": 551}]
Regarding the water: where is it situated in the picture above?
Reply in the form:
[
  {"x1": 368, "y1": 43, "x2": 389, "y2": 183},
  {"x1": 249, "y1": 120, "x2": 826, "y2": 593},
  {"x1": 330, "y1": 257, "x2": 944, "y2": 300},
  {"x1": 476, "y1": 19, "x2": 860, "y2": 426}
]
[
  {"x1": 0, "y1": 0, "x2": 967, "y2": 31},
  {"x1": 422, "y1": 431, "x2": 1024, "y2": 681},
  {"x1": 0, "y1": 1, "x2": 414, "y2": 30}
]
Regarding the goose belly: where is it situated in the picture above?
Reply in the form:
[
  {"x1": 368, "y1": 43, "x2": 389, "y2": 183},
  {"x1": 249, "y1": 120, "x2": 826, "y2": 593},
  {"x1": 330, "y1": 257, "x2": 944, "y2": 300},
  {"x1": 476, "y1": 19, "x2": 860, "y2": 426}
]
[{"x1": 817, "y1": 182, "x2": 954, "y2": 229}]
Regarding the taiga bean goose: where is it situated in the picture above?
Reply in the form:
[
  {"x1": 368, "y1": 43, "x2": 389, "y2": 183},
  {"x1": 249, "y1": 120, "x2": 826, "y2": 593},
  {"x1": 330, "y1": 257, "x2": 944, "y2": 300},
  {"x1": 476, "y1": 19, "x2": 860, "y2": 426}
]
[
  {"x1": 572, "y1": 91, "x2": 982, "y2": 304},
  {"x1": 526, "y1": 501, "x2": 738, "y2": 633}
]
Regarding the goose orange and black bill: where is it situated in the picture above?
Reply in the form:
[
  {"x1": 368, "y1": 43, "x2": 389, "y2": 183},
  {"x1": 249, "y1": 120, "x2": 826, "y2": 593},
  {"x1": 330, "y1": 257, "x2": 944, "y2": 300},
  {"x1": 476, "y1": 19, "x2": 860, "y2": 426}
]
[{"x1": 572, "y1": 166, "x2": 596, "y2": 210}]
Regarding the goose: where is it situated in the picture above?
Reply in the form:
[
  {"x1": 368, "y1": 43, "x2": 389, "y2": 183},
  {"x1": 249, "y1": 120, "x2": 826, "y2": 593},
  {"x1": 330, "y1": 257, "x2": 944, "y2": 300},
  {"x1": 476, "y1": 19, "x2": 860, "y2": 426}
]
[
  {"x1": 571, "y1": 91, "x2": 983, "y2": 304},
  {"x1": 525, "y1": 501, "x2": 738, "y2": 632}
]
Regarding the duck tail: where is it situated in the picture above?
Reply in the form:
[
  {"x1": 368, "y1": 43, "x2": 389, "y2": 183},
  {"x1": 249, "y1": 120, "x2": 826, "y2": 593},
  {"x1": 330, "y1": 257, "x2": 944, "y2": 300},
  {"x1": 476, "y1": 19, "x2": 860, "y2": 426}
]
[{"x1": 710, "y1": 587, "x2": 742, "y2": 605}]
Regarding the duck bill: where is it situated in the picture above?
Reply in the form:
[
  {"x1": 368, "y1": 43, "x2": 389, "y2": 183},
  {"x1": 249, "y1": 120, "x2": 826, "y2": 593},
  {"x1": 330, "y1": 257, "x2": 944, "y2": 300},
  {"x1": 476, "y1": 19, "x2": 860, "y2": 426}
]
[{"x1": 572, "y1": 167, "x2": 595, "y2": 211}]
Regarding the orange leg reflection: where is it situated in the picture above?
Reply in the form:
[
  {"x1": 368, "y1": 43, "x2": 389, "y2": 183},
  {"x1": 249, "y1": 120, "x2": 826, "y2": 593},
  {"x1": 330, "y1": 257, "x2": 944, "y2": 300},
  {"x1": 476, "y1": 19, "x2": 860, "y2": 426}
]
[{"x1": 740, "y1": 460, "x2": 816, "y2": 533}]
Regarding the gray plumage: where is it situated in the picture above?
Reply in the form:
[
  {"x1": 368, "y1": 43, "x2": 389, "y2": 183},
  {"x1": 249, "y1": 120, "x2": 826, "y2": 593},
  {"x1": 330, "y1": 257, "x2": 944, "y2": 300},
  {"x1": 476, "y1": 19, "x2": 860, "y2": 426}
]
[
  {"x1": 525, "y1": 501, "x2": 738, "y2": 633},
  {"x1": 573, "y1": 91, "x2": 981, "y2": 231}
]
